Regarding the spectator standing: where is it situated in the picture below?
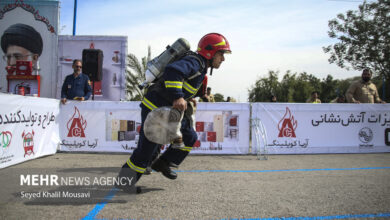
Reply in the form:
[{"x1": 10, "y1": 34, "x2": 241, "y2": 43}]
[
  {"x1": 330, "y1": 94, "x2": 346, "y2": 103},
  {"x1": 202, "y1": 87, "x2": 215, "y2": 102},
  {"x1": 306, "y1": 91, "x2": 321, "y2": 103},
  {"x1": 270, "y1": 95, "x2": 277, "y2": 102},
  {"x1": 345, "y1": 69, "x2": 386, "y2": 104},
  {"x1": 226, "y1": 96, "x2": 231, "y2": 102}
]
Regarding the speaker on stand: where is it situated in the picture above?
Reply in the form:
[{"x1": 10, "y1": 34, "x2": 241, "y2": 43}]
[{"x1": 82, "y1": 49, "x2": 103, "y2": 100}]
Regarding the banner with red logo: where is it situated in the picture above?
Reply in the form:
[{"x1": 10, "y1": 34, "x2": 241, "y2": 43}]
[
  {"x1": 251, "y1": 103, "x2": 390, "y2": 154},
  {"x1": 59, "y1": 102, "x2": 251, "y2": 154},
  {"x1": 0, "y1": 94, "x2": 59, "y2": 168}
]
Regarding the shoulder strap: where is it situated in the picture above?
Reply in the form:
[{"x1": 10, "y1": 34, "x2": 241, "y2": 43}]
[
  {"x1": 188, "y1": 71, "x2": 202, "y2": 80},
  {"x1": 179, "y1": 51, "x2": 207, "y2": 72},
  {"x1": 179, "y1": 51, "x2": 207, "y2": 81}
]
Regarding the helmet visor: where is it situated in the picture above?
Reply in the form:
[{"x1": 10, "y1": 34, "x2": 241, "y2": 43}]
[{"x1": 220, "y1": 49, "x2": 232, "y2": 54}]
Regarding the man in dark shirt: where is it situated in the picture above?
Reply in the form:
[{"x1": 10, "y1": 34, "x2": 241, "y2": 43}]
[
  {"x1": 61, "y1": 59, "x2": 92, "y2": 104},
  {"x1": 116, "y1": 33, "x2": 231, "y2": 193}
]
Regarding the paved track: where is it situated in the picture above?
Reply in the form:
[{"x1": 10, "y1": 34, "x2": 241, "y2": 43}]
[{"x1": 1, "y1": 153, "x2": 390, "y2": 220}]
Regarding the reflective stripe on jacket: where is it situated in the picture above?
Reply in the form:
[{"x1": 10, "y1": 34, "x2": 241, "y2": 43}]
[{"x1": 141, "y1": 53, "x2": 207, "y2": 110}]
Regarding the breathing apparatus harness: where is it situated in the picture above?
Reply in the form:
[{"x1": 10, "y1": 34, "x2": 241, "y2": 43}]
[{"x1": 146, "y1": 51, "x2": 206, "y2": 103}]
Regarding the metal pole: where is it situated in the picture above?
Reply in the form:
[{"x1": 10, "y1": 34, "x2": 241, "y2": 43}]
[
  {"x1": 383, "y1": 75, "x2": 386, "y2": 101},
  {"x1": 72, "y1": 0, "x2": 77, "y2": 36},
  {"x1": 92, "y1": 81, "x2": 95, "y2": 100}
]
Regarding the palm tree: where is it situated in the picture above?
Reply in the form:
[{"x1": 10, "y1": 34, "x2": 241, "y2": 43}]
[{"x1": 125, "y1": 46, "x2": 151, "y2": 101}]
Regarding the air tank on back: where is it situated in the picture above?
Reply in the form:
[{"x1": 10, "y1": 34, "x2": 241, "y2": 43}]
[{"x1": 139, "y1": 38, "x2": 191, "y2": 89}]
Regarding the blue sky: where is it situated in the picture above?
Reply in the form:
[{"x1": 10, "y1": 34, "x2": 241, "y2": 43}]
[{"x1": 59, "y1": 0, "x2": 366, "y2": 102}]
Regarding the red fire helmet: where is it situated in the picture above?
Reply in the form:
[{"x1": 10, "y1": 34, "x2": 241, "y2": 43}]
[{"x1": 197, "y1": 33, "x2": 231, "y2": 60}]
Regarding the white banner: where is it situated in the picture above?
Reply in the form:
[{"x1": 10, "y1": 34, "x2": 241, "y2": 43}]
[
  {"x1": 59, "y1": 102, "x2": 251, "y2": 154},
  {"x1": 2, "y1": 94, "x2": 389, "y2": 165},
  {"x1": 59, "y1": 101, "x2": 141, "y2": 153},
  {"x1": 0, "y1": 94, "x2": 60, "y2": 168},
  {"x1": 252, "y1": 103, "x2": 390, "y2": 154},
  {"x1": 193, "y1": 103, "x2": 250, "y2": 154}
]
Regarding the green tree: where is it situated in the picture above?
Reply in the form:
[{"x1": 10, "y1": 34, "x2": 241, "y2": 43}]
[
  {"x1": 247, "y1": 69, "x2": 388, "y2": 103},
  {"x1": 125, "y1": 46, "x2": 151, "y2": 101},
  {"x1": 320, "y1": 75, "x2": 338, "y2": 103},
  {"x1": 372, "y1": 75, "x2": 390, "y2": 102},
  {"x1": 337, "y1": 78, "x2": 355, "y2": 97},
  {"x1": 292, "y1": 72, "x2": 319, "y2": 102},
  {"x1": 323, "y1": 0, "x2": 390, "y2": 80},
  {"x1": 280, "y1": 71, "x2": 297, "y2": 102},
  {"x1": 248, "y1": 70, "x2": 281, "y2": 102},
  {"x1": 213, "y1": 93, "x2": 225, "y2": 102},
  {"x1": 333, "y1": 76, "x2": 360, "y2": 101},
  {"x1": 248, "y1": 70, "x2": 353, "y2": 103}
]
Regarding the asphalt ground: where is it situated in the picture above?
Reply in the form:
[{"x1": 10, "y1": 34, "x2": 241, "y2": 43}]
[{"x1": 0, "y1": 153, "x2": 390, "y2": 220}]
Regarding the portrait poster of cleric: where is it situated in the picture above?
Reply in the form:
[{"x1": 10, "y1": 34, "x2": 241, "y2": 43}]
[{"x1": 0, "y1": 0, "x2": 59, "y2": 98}]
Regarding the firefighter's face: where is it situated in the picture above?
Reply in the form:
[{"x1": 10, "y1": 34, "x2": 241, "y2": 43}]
[
  {"x1": 212, "y1": 51, "x2": 225, "y2": 69},
  {"x1": 4, "y1": 45, "x2": 37, "y2": 66}
]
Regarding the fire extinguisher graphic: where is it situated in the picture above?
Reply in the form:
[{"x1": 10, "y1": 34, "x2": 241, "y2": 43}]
[
  {"x1": 18, "y1": 86, "x2": 25, "y2": 96},
  {"x1": 14, "y1": 82, "x2": 31, "y2": 96}
]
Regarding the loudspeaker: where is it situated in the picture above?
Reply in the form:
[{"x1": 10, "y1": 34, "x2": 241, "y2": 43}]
[{"x1": 82, "y1": 49, "x2": 103, "y2": 81}]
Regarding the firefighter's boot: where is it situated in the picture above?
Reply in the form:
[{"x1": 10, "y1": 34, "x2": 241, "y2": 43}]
[
  {"x1": 169, "y1": 162, "x2": 179, "y2": 169},
  {"x1": 151, "y1": 158, "x2": 177, "y2": 179},
  {"x1": 115, "y1": 164, "x2": 139, "y2": 193}
]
